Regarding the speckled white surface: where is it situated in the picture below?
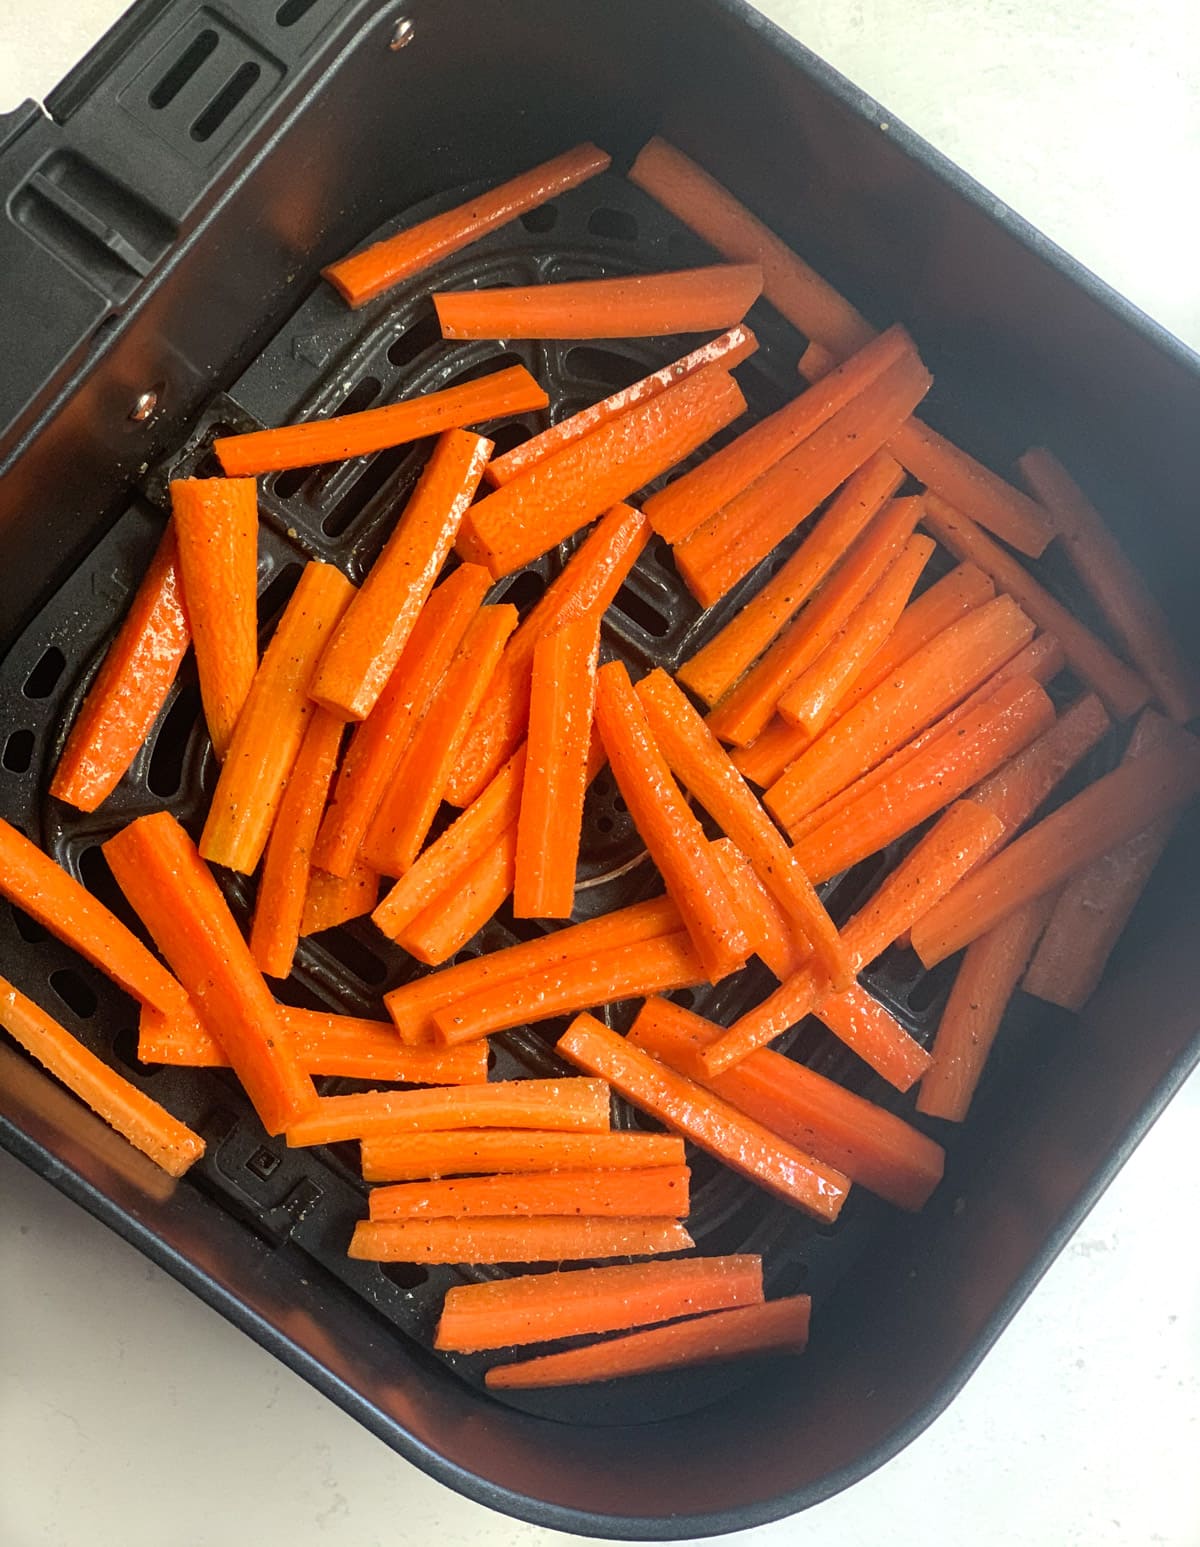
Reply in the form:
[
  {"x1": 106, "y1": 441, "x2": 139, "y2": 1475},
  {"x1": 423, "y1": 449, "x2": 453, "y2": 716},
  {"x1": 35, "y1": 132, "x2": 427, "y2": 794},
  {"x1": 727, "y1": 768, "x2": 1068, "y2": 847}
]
[{"x1": 1, "y1": 2, "x2": 1198, "y2": 1544}]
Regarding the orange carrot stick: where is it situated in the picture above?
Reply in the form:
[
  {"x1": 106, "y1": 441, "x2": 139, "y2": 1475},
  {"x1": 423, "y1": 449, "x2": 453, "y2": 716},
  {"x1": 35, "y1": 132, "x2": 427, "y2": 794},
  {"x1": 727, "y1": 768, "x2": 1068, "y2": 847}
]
[
  {"x1": 674, "y1": 352, "x2": 932, "y2": 608},
  {"x1": 248, "y1": 707, "x2": 345, "y2": 979},
  {"x1": 301, "y1": 861, "x2": 378, "y2": 935},
  {"x1": 168, "y1": 477, "x2": 257, "y2": 761},
  {"x1": 436, "y1": 1255, "x2": 762, "y2": 1353},
  {"x1": 323, "y1": 143, "x2": 612, "y2": 307},
  {"x1": 797, "y1": 342, "x2": 838, "y2": 381},
  {"x1": 369, "y1": 1165, "x2": 690, "y2": 1221},
  {"x1": 361, "y1": 1129, "x2": 687, "y2": 1183},
  {"x1": 0, "y1": 977, "x2": 204, "y2": 1177},
  {"x1": 50, "y1": 525, "x2": 191, "y2": 814},
  {"x1": 459, "y1": 365, "x2": 745, "y2": 578},
  {"x1": 644, "y1": 327, "x2": 914, "y2": 543},
  {"x1": 1018, "y1": 448, "x2": 1198, "y2": 723},
  {"x1": 310, "y1": 431, "x2": 492, "y2": 720},
  {"x1": 397, "y1": 823, "x2": 517, "y2": 966},
  {"x1": 350, "y1": 1216, "x2": 692, "y2": 1266},
  {"x1": 558, "y1": 1014, "x2": 850, "y2": 1219},
  {"x1": 446, "y1": 503, "x2": 649, "y2": 805},
  {"x1": 104, "y1": 812, "x2": 316, "y2": 1135},
  {"x1": 765, "y1": 593, "x2": 1035, "y2": 836},
  {"x1": 312, "y1": 563, "x2": 492, "y2": 877},
  {"x1": 676, "y1": 452, "x2": 905, "y2": 708},
  {"x1": 911, "y1": 736, "x2": 1200, "y2": 967},
  {"x1": 777, "y1": 533, "x2": 935, "y2": 734},
  {"x1": 485, "y1": 1294, "x2": 810, "y2": 1388},
  {"x1": 629, "y1": 136, "x2": 874, "y2": 358},
  {"x1": 200, "y1": 561, "x2": 355, "y2": 874},
  {"x1": 213, "y1": 366, "x2": 547, "y2": 477},
  {"x1": 363, "y1": 603, "x2": 518, "y2": 874},
  {"x1": 485, "y1": 326, "x2": 757, "y2": 487},
  {"x1": 708, "y1": 838, "x2": 807, "y2": 981},
  {"x1": 634, "y1": 667, "x2": 849, "y2": 988},
  {"x1": 514, "y1": 614, "x2": 599, "y2": 919},
  {"x1": 922, "y1": 495, "x2": 1151, "y2": 719},
  {"x1": 813, "y1": 985, "x2": 932, "y2": 1092},
  {"x1": 0, "y1": 817, "x2": 186, "y2": 1017},
  {"x1": 594, "y1": 661, "x2": 749, "y2": 981},
  {"x1": 629, "y1": 998, "x2": 943, "y2": 1209},
  {"x1": 968, "y1": 691, "x2": 1113, "y2": 842},
  {"x1": 287, "y1": 1078, "x2": 613, "y2": 1146},
  {"x1": 706, "y1": 494, "x2": 926, "y2": 747},
  {"x1": 888, "y1": 418, "x2": 1053, "y2": 558}
]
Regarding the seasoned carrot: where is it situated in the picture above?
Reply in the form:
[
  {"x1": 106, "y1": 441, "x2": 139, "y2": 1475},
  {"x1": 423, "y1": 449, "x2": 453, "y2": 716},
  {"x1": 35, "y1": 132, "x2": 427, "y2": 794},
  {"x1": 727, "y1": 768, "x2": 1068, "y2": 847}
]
[
  {"x1": 486, "y1": 326, "x2": 757, "y2": 486},
  {"x1": 350, "y1": 1216, "x2": 692, "y2": 1266},
  {"x1": 674, "y1": 351, "x2": 932, "y2": 608},
  {"x1": 677, "y1": 452, "x2": 905, "y2": 708},
  {"x1": 703, "y1": 801, "x2": 1004, "y2": 1073},
  {"x1": 629, "y1": 137, "x2": 874, "y2": 358},
  {"x1": 629, "y1": 998, "x2": 943, "y2": 1209},
  {"x1": 594, "y1": 661, "x2": 750, "y2": 981},
  {"x1": 514, "y1": 615, "x2": 599, "y2": 918},
  {"x1": 310, "y1": 431, "x2": 492, "y2": 720},
  {"x1": 705, "y1": 494, "x2": 925, "y2": 747},
  {"x1": 644, "y1": 326, "x2": 914, "y2": 543},
  {"x1": 634, "y1": 667, "x2": 848, "y2": 988},
  {"x1": 50, "y1": 524, "x2": 191, "y2": 814},
  {"x1": 797, "y1": 342, "x2": 838, "y2": 381},
  {"x1": 922, "y1": 496, "x2": 1151, "y2": 718},
  {"x1": 313, "y1": 563, "x2": 492, "y2": 876},
  {"x1": 0, "y1": 817, "x2": 185, "y2": 1017},
  {"x1": 104, "y1": 812, "x2": 316, "y2": 1135},
  {"x1": 361, "y1": 1129, "x2": 687, "y2": 1183},
  {"x1": 911, "y1": 735, "x2": 1200, "y2": 967},
  {"x1": 458, "y1": 365, "x2": 745, "y2": 578},
  {"x1": 1019, "y1": 448, "x2": 1198, "y2": 723},
  {"x1": 363, "y1": 604, "x2": 518, "y2": 874},
  {"x1": 446, "y1": 503, "x2": 649, "y2": 805},
  {"x1": 0, "y1": 976, "x2": 204, "y2": 1177},
  {"x1": 201, "y1": 561, "x2": 355, "y2": 874},
  {"x1": 436, "y1": 1255, "x2": 762, "y2": 1353},
  {"x1": 777, "y1": 533, "x2": 935, "y2": 733},
  {"x1": 814, "y1": 985, "x2": 932, "y2": 1092},
  {"x1": 968, "y1": 691, "x2": 1112, "y2": 842},
  {"x1": 369, "y1": 1165, "x2": 690, "y2": 1221},
  {"x1": 558, "y1": 1014, "x2": 850, "y2": 1220},
  {"x1": 301, "y1": 861, "x2": 377, "y2": 935},
  {"x1": 765, "y1": 593, "x2": 1035, "y2": 837},
  {"x1": 323, "y1": 143, "x2": 612, "y2": 307},
  {"x1": 397, "y1": 822, "x2": 517, "y2": 966},
  {"x1": 168, "y1": 477, "x2": 257, "y2": 759},
  {"x1": 708, "y1": 838, "x2": 807, "y2": 981},
  {"x1": 792, "y1": 676, "x2": 1055, "y2": 882},
  {"x1": 888, "y1": 418, "x2": 1053, "y2": 558}
]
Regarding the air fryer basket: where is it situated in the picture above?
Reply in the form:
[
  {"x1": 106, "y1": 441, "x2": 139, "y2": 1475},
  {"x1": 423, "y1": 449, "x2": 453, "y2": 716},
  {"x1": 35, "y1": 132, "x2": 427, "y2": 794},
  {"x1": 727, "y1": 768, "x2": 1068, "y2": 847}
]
[{"x1": 0, "y1": 0, "x2": 1197, "y2": 1537}]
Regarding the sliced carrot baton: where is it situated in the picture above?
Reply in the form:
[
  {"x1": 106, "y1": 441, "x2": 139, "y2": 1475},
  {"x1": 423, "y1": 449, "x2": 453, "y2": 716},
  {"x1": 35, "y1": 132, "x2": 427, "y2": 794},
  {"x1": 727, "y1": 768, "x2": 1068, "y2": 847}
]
[
  {"x1": 514, "y1": 614, "x2": 599, "y2": 919},
  {"x1": 50, "y1": 524, "x2": 190, "y2": 814},
  {"x1": 361, "y1": 1129, "x2": 687, "y2": 1183},
  {"x1": 287, "y1": 1077, "x2": 612, "y2": 1147},
  {"x1": 705, "y1": 494, "x2": 926, "y2": 747},
  {"x1": 485, "y1": 326, "x2": 758, "y2": 487},
  {"x1": 594, "y1": 661, "x2": 750, "y2": 982},
  {"x1": 643, "y1": 326, "x2": 915, "y2": 543},
  {"x1": 677, "y1": 451, "x2": 905, "y2": 708},
  {"x1": 922, "y1": 495, "x2": 1151, "y2": 719},
  {"x1": 968, "y1": 691, "x2": 1113, "y2": 843},
  {"x1": 104, "y1": 812, "x2": 316, "y2": 1135},
  {"x1": 1018, "y1": 448, "x2": 1198, "y2": 723},
  {"x1": 558, "y1": 1014, "x2": 850, "y2": 1220},
  {"x1": 629, "y1": 136, "x2": 875, "y2": 359},
  {"x1": 301, "y1": 861, "x2": 378, "y2": 935},
  {"x1": 213, "y1": 366, "x2": 548, "y2": 478},
  {"x1": 797, "y1": 342, "x2": 838, "y2": 381},
  {"x1": 323, "y1": 142, "x2": 612, "y2": 307},
  {"x1": 249, "y1": 707, "x2": 345, "y2": 979},
  {"x1": 674, "y1": 349, "x2": 932, "y2": 608},
  {"x1": 634, "y1": 667, "x2": 849, "y2": 989},
  {"x1": 201, "y1": 561, "x2": 356, "y2": 874},
  {"x1": 168, "y1": 477, "x2": 257, "y2": 759},
  {"x1": 446, "y1": 503, "x2": 650, "y2": 806},
  {"x1": 436, "y1": 1255, "x2": 762, "y2": 1353},
  {"x1": 368, "y1": 1165, "x2": 690, "y2": 1221},
  {"x1": 708, "y1": 838, "x2": 807, "y2": 982},
  {"x1": 310, "y1": 431, "x2": 492, "y2": 720},
  {"x1": 813, "y1": 985, "x2": 933, "y2": 1092},
  {"x1": 397, "y1": 820, "x2": 516, "y2": 965},
  {"x1": 628, "y1": 998, "x2": 943, "y2": 1210},
  {"x1": 350, "y1": 1216, "x2": 693, "y2": 1266}
]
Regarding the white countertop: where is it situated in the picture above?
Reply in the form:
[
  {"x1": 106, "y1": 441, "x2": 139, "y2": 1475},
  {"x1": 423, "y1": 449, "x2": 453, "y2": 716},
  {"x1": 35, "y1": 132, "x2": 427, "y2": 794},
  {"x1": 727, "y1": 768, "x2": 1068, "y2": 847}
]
[{"x1": 1, "y1": 2, "x2": 1197, "y2": 1544}]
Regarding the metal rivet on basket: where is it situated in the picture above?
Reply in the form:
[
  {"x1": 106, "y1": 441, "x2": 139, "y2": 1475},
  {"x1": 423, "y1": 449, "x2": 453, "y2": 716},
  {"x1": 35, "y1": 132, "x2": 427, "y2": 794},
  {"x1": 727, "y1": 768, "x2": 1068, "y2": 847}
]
[
  {"x1": 128, "y1": 389, "x2": 159, "y2": 422},
  {"x1": 389, "y1": 17, "x2": 414, "y2": 49}
]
